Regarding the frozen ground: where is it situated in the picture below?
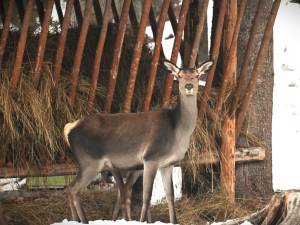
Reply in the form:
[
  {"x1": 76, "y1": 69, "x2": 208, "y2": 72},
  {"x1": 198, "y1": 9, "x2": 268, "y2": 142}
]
[
  {"x1": 51, "y1": 219, "x2": 178, "y2": 225},
  {"x1": 210, "y1": 221, "x2": 253, "y2": 225}
]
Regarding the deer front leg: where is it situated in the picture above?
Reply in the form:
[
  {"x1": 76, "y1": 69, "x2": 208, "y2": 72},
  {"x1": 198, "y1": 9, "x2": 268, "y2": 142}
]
[
  {"x1": 160, "y1": 165, "x2": 177, "y2": 224},
  {"x1": 140, "y1": 163, "x2": 157, "y2": 222}
]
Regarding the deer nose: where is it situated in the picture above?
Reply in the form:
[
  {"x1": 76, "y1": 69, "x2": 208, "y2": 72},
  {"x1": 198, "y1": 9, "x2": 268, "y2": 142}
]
[{"x1": 185, "y1": 83, "x2": 193, "y2": 90}]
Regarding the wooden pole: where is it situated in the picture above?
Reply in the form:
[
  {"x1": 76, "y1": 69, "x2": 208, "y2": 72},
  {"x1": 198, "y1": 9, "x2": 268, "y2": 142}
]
[
  {"x1": 236, "y1": 0, "x2": 281, "y2": 137},
  {"x1": 229, "y1": 0, "x2": 264, "y2": 117},
  {"x1": 198, "y1": 0, "x2": 227, "y2": 122},
  {"x1": 161, "y1": 0, "x2": 190, "y2": 108},
  {"x1": 215, "y1": 0, "x2": 247, "y2": 114},
  {"x1": 142, "y1": 0, "x2": 171, "y2": 112},
  {"x1": 93, "y1": 0, "x2": 103, "y2": 26},
  {"x1": 188, "y1": 0, "x2": 209, "y2": 68},
  {"x1": 69, "y1": 0, "x2": 93, "y2": 106},
  {"x1": 122, "y1": 0, "x2": 152, "y2": 113},
  {"x1": 219, "y1": 0, "x2": 238, "y2": 203},
  {"x1": 54, "y1": 0, "x2": 64, "y2": 26},
  {"x1": 0, "y1": 0, "x2": 15, "y2": 69},
  {"x1": 33, "y1": 0, "x2": 55, "y2": 87},
  {"x1": 104, "y1": 0, "x2": 131, "y2": 112},
  {"x1": 73, "y1": 0, "x2": 83, "y2": 27},
  {"x1": 53, "y1": 0, "x2": 75, "y2": 88},
  {"x1": 87, "y1": 0, "x2": 112, "y2": 112},
  {"x1": 10, "y1": 0, "x2": 34, "y2": 92}
]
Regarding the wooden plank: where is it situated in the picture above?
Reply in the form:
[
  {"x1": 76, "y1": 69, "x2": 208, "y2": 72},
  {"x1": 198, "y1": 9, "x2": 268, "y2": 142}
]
[
  {"x1": 0, "y1": 147, "x2": 265, "y2": 178},
  {"x1": 0, "y1": 163, "x2": 78, "y2": 178},
  {"x1": 182, "y1": 147, "x2": 266, "y2": 166}
]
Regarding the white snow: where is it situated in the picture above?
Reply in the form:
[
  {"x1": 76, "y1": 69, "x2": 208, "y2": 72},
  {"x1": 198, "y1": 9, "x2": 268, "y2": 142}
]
[
  {"x1": 0, "y1": 178, "x2": 26, "y2": 192},
  {"x1": 51, "y1": 219, "x2": 178, "y2": 225},
  {"x1": 145, "y1": 21, "x2": 182, "y2": 67},
  {"x1": 272, "y1": 0, "x2": 300, "y2": 191},
  {"x1": 151, "y1": 167, "x2": 182, "y2": 205},
  {"x1": 210, "y1": 220, "x2": 253, "y2": 225}
]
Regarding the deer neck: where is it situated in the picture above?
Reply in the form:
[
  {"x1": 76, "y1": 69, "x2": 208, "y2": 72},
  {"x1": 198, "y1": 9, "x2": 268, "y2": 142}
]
[{"x1": 175, "y1": 93, "x2": 198, "y2": 134}]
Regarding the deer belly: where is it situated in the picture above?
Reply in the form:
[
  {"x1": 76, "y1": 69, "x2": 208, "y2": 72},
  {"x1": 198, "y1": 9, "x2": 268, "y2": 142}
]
[
  {"x1": 159, "y1": 152, "x2": 186, "y2": 167},
  {"x1": 106, "y1": 154, "x2": 143, "y2": 171}
]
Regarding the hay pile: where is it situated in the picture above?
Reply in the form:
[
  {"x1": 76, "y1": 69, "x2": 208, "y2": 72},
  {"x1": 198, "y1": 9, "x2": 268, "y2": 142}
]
[
  {"x1": 0, "y1": 25, "x2": 165, "y2": 170},
  {"x1": 2, "y1": 189, "x2": 268, "y2": 225},
  {"x1": 0, "y1": 68, "x2": 100, "y2": 168}
]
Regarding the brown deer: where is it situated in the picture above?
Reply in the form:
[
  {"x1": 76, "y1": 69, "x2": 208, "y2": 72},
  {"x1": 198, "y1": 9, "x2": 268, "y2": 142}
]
[{"x1": 64, "y1": 60, "x2": 213, "y2": 223}]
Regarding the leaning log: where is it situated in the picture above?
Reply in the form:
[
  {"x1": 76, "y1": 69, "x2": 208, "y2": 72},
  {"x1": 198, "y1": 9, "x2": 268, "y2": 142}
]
[{"x1": 207, "y1": 191, "x2": 300, "y2": 225}]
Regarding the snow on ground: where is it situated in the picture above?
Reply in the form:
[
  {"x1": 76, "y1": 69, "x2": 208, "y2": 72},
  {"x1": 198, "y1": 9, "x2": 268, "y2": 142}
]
[
  {"x1": 210, "y1": 221, "x2": 253, "y2": 225},
  {"x1": 0, "y1": 178, "x2": 26, "y2": 192},
  {"x1": 272, "y1": 0, "x2": 300, "y2": 191},
  {"x1": 51, "y1": 219, "x2": 178, "y2": 225}
]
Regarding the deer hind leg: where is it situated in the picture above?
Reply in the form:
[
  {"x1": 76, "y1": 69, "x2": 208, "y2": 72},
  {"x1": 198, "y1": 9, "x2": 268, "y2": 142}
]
[
  {"x1": 140, "y1": 163, "x2": 157, "y2": 222},
  {"x1": 127, "y1": 170, "x2": 152, "y2": 222},
  {"x1": 160, "y1": 165, "x2": 177, "y2": 224},
  {"x1": 112, "y1": 188, "x2": 121, "y2": 220},
  {"x1": 111, "y1": 170, "x2": 127, "y2": 220},
  {"x1": 67, "y1": 187, "x2": 79, "y2": 221},
  {"x1": 124, "y1": 171, "x2": 142, "y2": 220},
  {"x1": 112, "y1": 171, "x2": 142, "y2": 220},
  {"x1": 68, "y1": 164, "x2": 99, "y2": 224}
]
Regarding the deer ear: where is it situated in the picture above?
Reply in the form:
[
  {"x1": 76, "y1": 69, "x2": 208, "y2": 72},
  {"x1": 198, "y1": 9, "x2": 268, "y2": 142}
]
[
  {"x1": 164, "y1": 60, "x2": 180, "y2": 77},
  {"x1": 196, "y1": 60, "x2": 213, "y2": 78}
]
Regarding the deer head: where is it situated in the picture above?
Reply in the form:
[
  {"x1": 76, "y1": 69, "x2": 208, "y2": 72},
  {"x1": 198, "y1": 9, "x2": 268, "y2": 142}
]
[{"x1": 164, "y1": 60, "x2": 213, "y2": 97}]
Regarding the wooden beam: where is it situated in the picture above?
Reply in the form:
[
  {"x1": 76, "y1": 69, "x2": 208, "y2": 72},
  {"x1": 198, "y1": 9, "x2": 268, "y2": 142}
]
[
  {"x1": 182, "y1": 147, "x2": 266, "y2": 166},
  {"x1": 0, "y1": 163, "x2": 78, "y2": 178},
  {"x1": 0, "y1": 147, "x2": 265, "y2": 178}
]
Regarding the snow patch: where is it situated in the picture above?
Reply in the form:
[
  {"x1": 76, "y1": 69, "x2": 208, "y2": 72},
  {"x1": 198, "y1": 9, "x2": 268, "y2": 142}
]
[
  {"x1": 272, "y1": 1, "x2": 300, "y2": 191},
  {"x1": 151, "y1": 167, "x2": 182, "y2": 205},
  {"x1": 210, "y1": 220, "x2": 253, "y2": 225},
  {"x1": 51, "y1": 219, "x2": 179, "y2": 225},
  {"x1": 0, "y1": 178, "x2": 26, "y2": 192}
]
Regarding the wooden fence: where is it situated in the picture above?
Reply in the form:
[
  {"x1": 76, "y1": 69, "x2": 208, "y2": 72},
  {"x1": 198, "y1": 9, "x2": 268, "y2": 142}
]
[{"x1": 0, "y1": 0, "x2": 281, "y2": 201}]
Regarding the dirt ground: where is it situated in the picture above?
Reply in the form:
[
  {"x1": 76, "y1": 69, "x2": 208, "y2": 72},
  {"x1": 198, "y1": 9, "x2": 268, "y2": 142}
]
[{"x1": 1, "y1": 187, "x2": 268, "y2": 225}]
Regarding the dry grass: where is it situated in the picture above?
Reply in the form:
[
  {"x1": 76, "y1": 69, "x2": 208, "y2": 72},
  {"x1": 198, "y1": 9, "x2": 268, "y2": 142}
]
[
  {"x1": 0, "y1": 26, "x2": 162, "y2": 170},
  {"x1": 2, "y1": 189, "x2": 268, "y2": 225},
  {"x1": 0, "y1": 67, "x2": 104, "y2": 169}
]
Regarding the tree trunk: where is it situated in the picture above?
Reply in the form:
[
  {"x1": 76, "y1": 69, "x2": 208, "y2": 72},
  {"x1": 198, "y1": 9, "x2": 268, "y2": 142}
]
[
  {"x1": 235, "y1": 0, "x2": 274, "y2": 197},
  {"x1": 219, "y1": 0, "x2": 237, "y2": 202}
]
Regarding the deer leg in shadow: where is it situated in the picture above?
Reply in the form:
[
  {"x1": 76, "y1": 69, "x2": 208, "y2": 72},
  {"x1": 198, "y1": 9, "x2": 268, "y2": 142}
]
[
  {"x1": 160, "y1": 165, "x2": 177, "y2": 224},
  {"x1": 140, "y1": 163, "x2": 157, "y2": 222},
  {"x1": 68, "y1": 165, "x2": 99, "y2": 224},
  {"x1": 111, "y1": 170, "x2": 127, "y2": 220}
]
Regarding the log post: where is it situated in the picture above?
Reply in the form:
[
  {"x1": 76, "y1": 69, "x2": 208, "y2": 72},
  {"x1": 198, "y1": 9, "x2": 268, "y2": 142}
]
[{"x1": 219, "y1": 0, "x2": 237, "y2": 203}]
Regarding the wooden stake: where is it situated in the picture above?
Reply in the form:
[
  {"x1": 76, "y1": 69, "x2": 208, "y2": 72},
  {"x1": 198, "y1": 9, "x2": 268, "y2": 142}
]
[
  {"x1": 236, "y1": 0, "x2": 281, "y2": 137},
  {"x1": 219, "y1": 0, "x2": 238, "y2": 204}
]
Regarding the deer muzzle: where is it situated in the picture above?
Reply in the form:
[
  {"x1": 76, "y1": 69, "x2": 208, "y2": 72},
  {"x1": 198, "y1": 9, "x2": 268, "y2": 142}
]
[{"x1": 185, "y1": 83, "x2": 194, "y2": 95}]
